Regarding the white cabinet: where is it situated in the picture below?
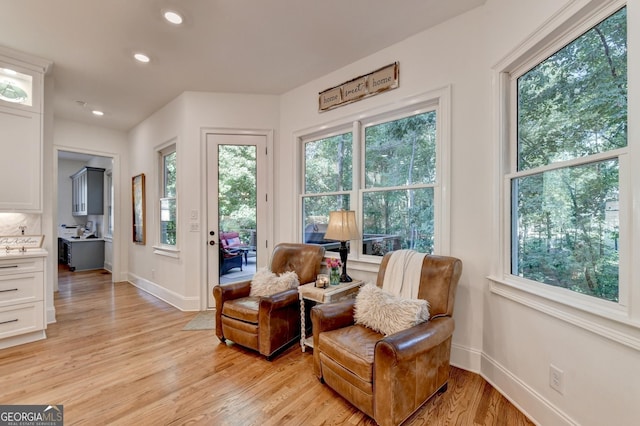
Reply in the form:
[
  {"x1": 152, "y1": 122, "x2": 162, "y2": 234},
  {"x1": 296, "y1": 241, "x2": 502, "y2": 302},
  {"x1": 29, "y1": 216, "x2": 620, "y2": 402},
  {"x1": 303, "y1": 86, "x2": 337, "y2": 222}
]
[
  {"x1": 71, "y1": 167, "x2": 105, "y2": 216},
  {"x1": 0, "y1": 107, "x2": 41, "y2": 211},
  {"x1": 0, "y1": 47, "x2": 50, "y2": 212},
  {"x1": 0, "y1": 251, "x2": 47, "y2": 349}
]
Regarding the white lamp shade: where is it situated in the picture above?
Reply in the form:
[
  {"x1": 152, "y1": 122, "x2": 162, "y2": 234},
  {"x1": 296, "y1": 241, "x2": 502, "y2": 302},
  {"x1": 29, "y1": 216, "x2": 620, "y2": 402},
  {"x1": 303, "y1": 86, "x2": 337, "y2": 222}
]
[{"x1": 324, "y1": 210, "x2": 359, "y2": 241}]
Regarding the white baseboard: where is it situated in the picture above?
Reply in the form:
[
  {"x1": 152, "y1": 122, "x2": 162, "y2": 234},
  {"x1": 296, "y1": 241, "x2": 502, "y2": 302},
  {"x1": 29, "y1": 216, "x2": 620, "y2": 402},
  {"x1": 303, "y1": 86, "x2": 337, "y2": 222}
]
[
  {"x1": 449, "y1": 343, "x2": 578, "y2": 426},
  {"x1": 450, "y1": 342, "x2": 482, "y2": 373},
  {"x1": 127, "y1": 273, "x2": 200, "y2": 311},
  {"x1": 47, "y1": 306, "x2": 56, "y2": 324},
  {"x1": 480, "y1": 353, "x2": 577, "y2": 426},
  {"x1": 0, "y1": 330, "x2": 46, "y2": 350}
]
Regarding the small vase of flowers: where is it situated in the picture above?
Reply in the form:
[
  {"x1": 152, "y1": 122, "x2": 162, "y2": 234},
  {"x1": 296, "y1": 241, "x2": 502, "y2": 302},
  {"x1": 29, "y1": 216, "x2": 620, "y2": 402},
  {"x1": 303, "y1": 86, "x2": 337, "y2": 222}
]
[{"x1": 326, "y1": 258, "x2": 342, "y2": 285}]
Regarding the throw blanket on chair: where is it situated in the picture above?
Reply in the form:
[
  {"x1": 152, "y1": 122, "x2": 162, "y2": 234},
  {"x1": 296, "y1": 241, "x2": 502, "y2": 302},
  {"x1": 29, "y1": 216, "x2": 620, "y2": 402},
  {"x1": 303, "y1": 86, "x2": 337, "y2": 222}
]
[{"x1": 382, "y1": 250, "x2": 426, "y2": 299}]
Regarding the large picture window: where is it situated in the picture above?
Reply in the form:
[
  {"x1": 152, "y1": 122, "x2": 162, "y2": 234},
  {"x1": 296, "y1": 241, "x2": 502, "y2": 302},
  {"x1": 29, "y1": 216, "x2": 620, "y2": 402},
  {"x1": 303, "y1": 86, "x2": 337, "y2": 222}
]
[
  {"x1": 300, "y1": 90, "x2": 449, "y2": 261},
  {"x1": 509, "y1": 6, "x2": 627, "y2": 303}
]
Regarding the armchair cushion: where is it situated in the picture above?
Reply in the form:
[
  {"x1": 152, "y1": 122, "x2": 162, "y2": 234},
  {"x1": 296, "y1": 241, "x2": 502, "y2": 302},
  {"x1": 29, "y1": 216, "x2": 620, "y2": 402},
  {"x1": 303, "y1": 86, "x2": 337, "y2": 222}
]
[
  {"x1": 227, "y1": 236, "x2": 242, "y2": 247},
  {"x1": 354, "y1": 283, "x2": 430, "y2": 336},
  {"x1": 249, "y1": 267, "x2": 300, "y2": 297}
]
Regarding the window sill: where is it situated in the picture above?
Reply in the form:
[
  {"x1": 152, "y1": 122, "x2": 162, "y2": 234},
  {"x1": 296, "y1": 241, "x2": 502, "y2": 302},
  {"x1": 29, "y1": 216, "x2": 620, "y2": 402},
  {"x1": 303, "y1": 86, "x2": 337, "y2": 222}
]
[
  {"x1": 153, "y1": 245, "x2": 180, "y2": 259},
  {"x1": 488, "y1": 275, "x2": 640, "y2": 352}
]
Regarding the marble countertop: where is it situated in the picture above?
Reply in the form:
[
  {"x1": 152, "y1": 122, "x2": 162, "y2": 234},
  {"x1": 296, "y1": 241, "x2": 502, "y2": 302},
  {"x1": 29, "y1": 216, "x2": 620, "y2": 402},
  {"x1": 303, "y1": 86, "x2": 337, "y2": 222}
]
[
  {"x1": 59, "y1": 237, "x2": 105, "y2": 243},
  {"x1": 0, "y1": 248, "x2": 48, "y2": 259}
]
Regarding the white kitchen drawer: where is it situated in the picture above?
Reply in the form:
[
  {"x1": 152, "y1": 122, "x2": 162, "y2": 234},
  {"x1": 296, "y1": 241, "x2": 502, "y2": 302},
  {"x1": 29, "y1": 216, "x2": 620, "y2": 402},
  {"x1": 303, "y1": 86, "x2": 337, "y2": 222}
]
[
  {"x1": 0, "y1": 301, "x2": 44, "y2": 339},
  {"x1": 0, "y1": 272, "x2": 44, "y2": 306},
  {"x1": 0, "y1": 257, "x2": 44, "y2": 276}
]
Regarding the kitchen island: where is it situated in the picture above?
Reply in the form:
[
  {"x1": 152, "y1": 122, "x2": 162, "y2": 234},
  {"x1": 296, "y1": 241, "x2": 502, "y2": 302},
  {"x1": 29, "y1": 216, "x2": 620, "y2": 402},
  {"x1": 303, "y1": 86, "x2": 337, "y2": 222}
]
[{"x1": 59, "y1": 237, "x2": 105, "y2": 271}]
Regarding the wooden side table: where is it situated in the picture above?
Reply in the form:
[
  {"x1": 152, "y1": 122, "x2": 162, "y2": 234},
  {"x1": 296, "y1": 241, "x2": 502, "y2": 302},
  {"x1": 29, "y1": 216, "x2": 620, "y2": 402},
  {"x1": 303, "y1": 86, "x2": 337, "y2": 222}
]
[{"x1": 298, "y1": 280, "x2": 363, "y2": 352}]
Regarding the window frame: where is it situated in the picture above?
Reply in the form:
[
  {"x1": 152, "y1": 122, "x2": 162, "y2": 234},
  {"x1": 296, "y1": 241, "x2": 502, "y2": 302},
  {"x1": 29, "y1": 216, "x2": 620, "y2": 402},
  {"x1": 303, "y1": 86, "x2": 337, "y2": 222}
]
[
  {"x1": 491, "y1": 0, "x2": 640, "y2": 346},
  {"x1": 154, "y1": 142, "x2": 179, "y2": 257},
  {"x1": 297, "y1": 87, "x2": 451, "y2": 266}
]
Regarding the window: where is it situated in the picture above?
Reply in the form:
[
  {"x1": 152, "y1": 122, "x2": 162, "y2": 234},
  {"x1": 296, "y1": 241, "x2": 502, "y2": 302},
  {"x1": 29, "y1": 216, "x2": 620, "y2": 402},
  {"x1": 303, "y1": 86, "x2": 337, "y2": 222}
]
[
  {"x1": 363, "y1": 112, "x2": 437, "y2": 255},
  {"x1": 302, "y1": 131, "x2": 353, "y2": 247},
  {"x1": 508, "y1": 6, "x2": 627, "y2": 303},
  {"x1": 159, "y1": 145, "x2": 177, "y2": 247},
  {"x1": 300, "y1": 89, "x2": 449, "y2": 260}
]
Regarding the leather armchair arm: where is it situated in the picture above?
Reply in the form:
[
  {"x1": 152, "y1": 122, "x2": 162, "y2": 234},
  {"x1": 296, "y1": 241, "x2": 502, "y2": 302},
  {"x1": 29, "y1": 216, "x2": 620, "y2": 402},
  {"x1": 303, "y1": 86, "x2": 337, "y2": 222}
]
[
  {"x1": 259, "y1": 288, "x2": 299, "y2": 311},
  {"x1": 373, "y1": 316, "x2": 455, "y2": 425},
  {"x1": 378, "y1": 316, "x2": 455, "y2": 361},
  {"x1": 213, "y1": 280, "x2": 251, "y2": 340},
  {"x1": 258, "y1": 288, "x2": 302, "y2": 357},
  {"x1": 311, "y1": 299, "x2": 356, "y2": 378},
  {"x1": 215, "y1": 280, "x2": 252, "y2": 302},
  {"x1": 310, "y1": 299, "x2": 356, "y2": 334}
]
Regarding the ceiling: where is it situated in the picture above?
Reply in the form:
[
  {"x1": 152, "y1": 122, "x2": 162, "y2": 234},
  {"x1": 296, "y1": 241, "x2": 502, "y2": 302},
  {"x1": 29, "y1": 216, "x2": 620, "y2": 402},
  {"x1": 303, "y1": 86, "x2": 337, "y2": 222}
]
[{"x1": 0, "y1": 0, "x2": 486, "y2": 131}]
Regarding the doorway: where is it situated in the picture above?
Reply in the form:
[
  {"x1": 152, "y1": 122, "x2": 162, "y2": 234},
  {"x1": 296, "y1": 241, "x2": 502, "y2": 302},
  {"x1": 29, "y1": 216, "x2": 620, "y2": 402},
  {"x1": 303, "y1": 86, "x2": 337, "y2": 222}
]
[
  {"x1": 206, "y1": 133, "x2": 268, "y2": 308},
  {"x1": 56, "y1": 150, "x2": 115, "y2": 282}
]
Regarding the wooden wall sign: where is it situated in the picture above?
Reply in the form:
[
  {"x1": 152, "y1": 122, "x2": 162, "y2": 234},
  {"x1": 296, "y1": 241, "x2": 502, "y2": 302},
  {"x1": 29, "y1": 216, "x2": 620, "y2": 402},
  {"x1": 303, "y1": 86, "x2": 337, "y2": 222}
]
[{"x1": 319, "y1": 62, "x2": 399, "y2": 112}]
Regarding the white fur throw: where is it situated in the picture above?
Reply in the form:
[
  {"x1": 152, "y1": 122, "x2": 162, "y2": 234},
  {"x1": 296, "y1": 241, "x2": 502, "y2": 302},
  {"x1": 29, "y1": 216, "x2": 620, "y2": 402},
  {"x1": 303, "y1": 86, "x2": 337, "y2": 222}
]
[
  {"x1": 249, "y1": 267, "x2": 300, "y2": 297},
  {"x1": 354, "y1": 283, "x2": 430, "y2": 336}
]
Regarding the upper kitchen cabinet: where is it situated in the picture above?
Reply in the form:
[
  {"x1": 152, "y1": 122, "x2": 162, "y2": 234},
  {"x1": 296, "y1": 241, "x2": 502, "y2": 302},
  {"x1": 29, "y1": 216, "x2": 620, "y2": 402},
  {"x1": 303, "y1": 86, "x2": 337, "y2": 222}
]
[
  {"x1": 0, "y1": 46, "x2": 51, "y2": 212},
  {"x1": 71, "y1": 167, "x2": 105, "y2": 216}
]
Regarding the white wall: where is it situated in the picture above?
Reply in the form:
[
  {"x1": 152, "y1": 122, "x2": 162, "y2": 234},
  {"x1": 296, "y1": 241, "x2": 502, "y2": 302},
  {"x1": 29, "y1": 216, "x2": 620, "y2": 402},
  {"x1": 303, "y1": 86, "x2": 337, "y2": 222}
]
[
  {"x1": 279, "y1": 0, "x2": 491, "y2": 373},
  {"x1": 278, "y1": 0, "x2": 639, "y2": 425},
  {"x1": 51, "y1": 119, "x2": 129, "y2": 288},
  {"x1": 126, "y1": 92, "x2": 279, "y2": 310}
]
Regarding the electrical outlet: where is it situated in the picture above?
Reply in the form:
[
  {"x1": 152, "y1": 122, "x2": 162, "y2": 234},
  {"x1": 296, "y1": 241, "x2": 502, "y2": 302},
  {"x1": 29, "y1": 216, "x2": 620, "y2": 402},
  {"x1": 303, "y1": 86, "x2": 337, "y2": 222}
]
[
  {"x1": 151, "y1": 269, "x2": 156, "y2": 279},
  {"x1": 189, "y1": 222, "x2": 200, "y2": 232},
  {"x1": 190, "y1": 210, "x2": 198, "y2": 220},
  {"x1": 549, "y1": 364, "x2": 564, "y2": 394}
]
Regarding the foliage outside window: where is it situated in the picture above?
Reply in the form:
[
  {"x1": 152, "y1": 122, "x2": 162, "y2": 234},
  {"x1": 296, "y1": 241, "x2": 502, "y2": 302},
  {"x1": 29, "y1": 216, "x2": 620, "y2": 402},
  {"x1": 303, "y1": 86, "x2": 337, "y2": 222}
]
[
  {"x1": 363, "y1": 112, "x2": 437, "y2": 255},
  {"x1": 218, "y1": 145, "x2": 257, "y2": 243},
  {"x1": 301, "y1": 101, "x2": 443, "y2": 258},
  {"x1": 160, "y1": 147, "x2": 177, "y2": 246},
  {"x1": 302, "y1": 133, "x2": 353, "y2": 248},
  {"x1": 510, "y1": 7, "x2": 626, "y2": 302}
]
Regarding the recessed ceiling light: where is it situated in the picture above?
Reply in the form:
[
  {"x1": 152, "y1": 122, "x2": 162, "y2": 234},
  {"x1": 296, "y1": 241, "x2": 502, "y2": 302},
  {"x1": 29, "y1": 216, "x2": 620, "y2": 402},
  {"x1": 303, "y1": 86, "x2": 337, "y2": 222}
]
[
  {"x1": 133, "y1": 53, "x2": 150, "y2": 63},
  {"x1": 92, "y1": 110, "x2": 104, "y2": 116},
  {"x1": 163, "y1": 10, "x2": 183, "y2": 25}
]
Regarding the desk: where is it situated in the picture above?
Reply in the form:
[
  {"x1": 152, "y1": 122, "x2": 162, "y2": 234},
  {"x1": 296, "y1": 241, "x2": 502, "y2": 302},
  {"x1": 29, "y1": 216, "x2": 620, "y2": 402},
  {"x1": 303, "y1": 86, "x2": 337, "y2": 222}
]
[{"x1": 298, "y1": 280, "x2": 363, "y2": 352}]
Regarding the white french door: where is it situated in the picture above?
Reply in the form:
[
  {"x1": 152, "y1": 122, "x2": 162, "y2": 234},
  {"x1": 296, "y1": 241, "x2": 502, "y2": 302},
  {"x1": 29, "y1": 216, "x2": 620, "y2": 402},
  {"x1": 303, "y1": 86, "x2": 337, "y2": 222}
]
[{"x1": 206, "y1": 133, "x2": 268, "y2": 308}]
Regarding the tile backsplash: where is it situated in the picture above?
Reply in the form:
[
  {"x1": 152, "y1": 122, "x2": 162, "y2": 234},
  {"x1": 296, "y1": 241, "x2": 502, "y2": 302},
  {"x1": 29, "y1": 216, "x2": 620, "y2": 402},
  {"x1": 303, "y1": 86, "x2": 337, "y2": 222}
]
[{"x1": 0, "y1": 213, "x2": 42, "y2": 235}]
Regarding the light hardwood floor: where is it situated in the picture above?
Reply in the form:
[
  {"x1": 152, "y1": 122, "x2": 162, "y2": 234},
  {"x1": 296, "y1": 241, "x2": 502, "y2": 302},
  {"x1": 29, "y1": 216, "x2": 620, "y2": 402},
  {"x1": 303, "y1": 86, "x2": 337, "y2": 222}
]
[{"x1": 0, "y1": 268, "x2": 534, "y2": 425}]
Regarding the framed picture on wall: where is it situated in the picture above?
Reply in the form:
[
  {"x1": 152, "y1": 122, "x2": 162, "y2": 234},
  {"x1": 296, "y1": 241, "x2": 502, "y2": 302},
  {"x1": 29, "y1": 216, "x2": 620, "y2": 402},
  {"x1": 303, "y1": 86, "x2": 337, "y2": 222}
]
[{"x1": 132, "y1": 173, "x2": 145, "y2": 244}]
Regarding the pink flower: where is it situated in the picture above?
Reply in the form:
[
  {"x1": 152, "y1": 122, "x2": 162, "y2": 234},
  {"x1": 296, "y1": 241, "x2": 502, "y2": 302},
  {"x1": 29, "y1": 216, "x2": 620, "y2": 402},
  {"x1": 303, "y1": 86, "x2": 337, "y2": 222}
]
[{"x1": 326, "y1": 258, "x2": 342, "y2": 269}]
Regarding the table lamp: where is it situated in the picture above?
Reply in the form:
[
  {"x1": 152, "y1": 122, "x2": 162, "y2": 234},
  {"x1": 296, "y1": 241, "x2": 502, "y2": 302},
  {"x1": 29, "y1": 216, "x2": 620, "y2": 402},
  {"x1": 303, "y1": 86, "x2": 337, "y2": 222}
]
[{"x1": 324, "y1": 210, "x2": 360, "y2": 282}]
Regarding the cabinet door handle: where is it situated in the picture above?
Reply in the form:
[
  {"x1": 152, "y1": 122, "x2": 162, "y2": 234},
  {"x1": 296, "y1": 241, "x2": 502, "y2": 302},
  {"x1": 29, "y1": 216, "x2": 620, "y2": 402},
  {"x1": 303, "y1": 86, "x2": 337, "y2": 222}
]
[
  {"x1": 0, "y1": 265, "x2": 18, "y2": 269},
  {"x1": 0, "y1": 288, "x2": 18, "y2": 293},
  {"x1": 0, "y1": 319, "x2": 18, "y2": 325}
]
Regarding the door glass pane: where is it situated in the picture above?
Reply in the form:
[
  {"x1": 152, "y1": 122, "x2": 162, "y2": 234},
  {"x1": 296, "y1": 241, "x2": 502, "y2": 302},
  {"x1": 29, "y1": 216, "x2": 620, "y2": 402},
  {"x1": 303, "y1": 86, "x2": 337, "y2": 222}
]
[{"x1": 218, "y1": 145, "x2": 257, "y2": 283}]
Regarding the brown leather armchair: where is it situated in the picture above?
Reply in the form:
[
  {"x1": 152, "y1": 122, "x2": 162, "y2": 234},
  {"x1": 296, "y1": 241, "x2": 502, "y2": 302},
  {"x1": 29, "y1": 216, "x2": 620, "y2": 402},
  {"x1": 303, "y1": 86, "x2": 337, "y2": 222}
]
[
  {"x1": 311, "y1": 253, "x2": 462, "y2": 426},
  {"x1": 214, "y1": 243, "x2": 325, "y2": 359}
]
